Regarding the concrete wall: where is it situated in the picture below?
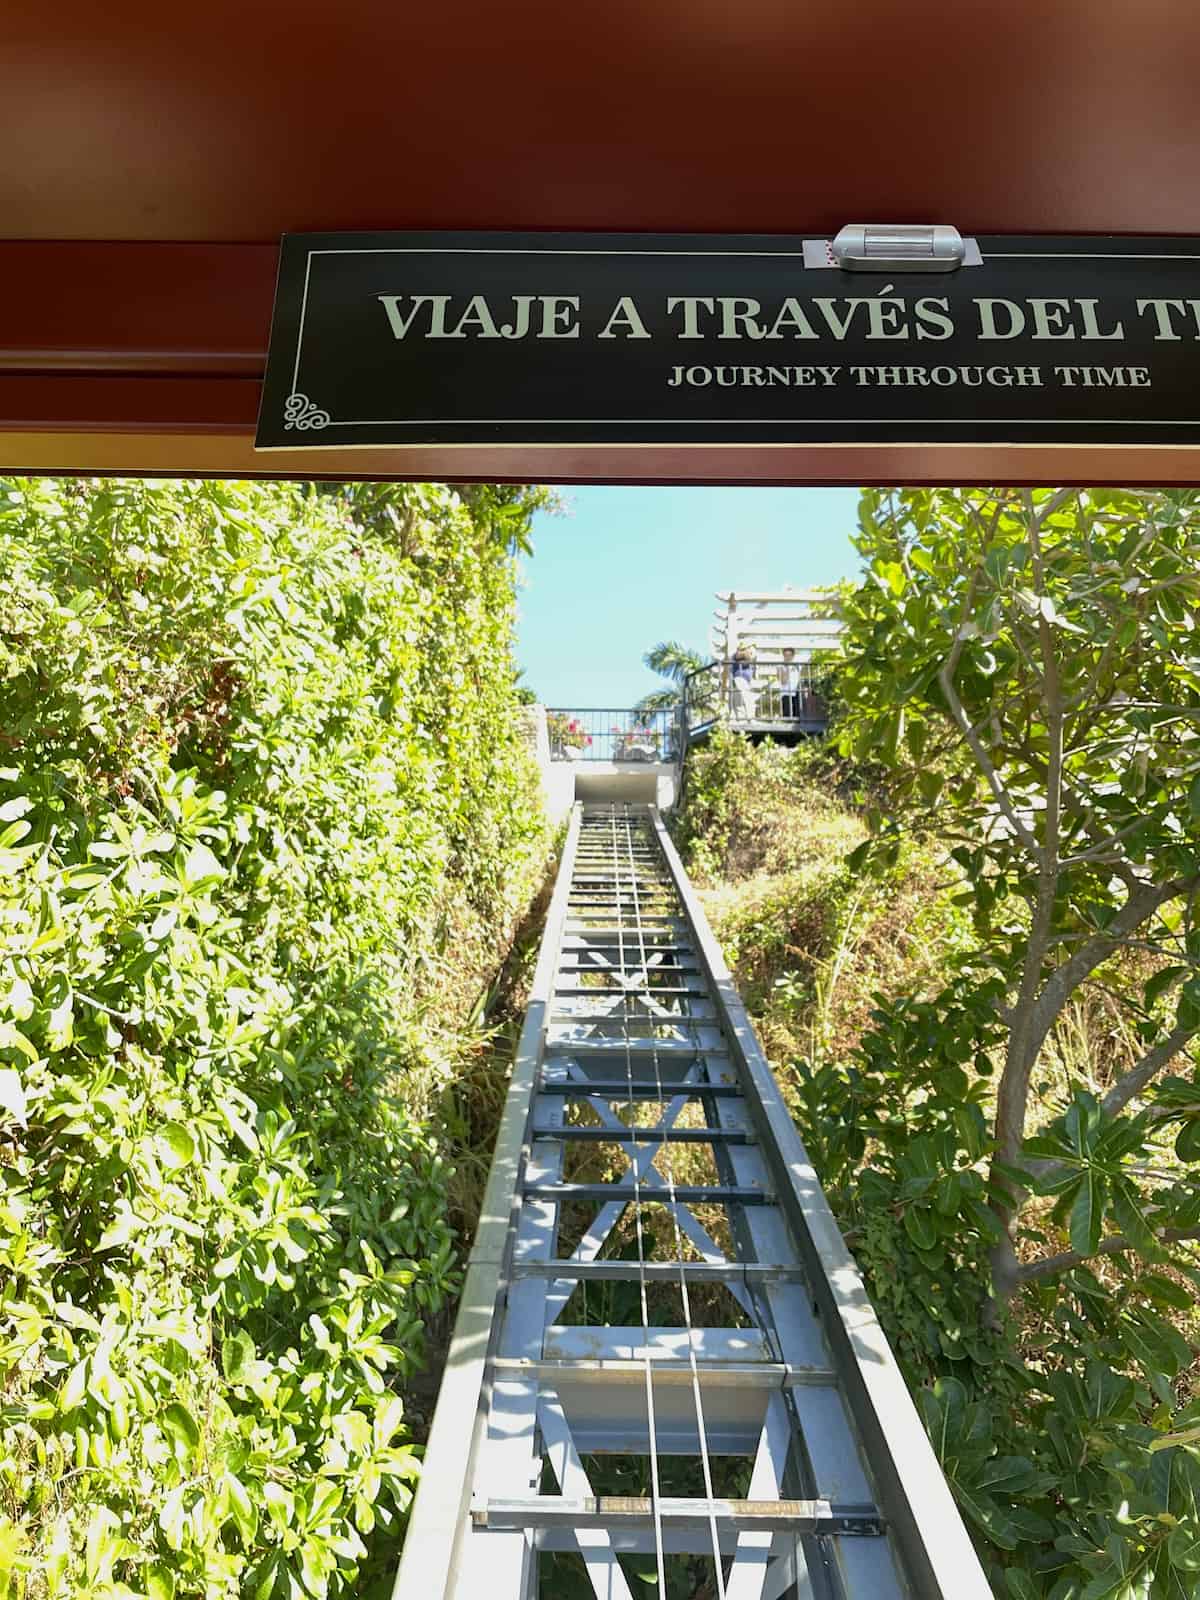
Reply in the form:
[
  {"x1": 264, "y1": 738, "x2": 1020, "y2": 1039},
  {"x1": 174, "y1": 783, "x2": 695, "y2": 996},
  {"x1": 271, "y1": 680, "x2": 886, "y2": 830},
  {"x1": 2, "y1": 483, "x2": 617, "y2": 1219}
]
[
  {"x1": 539, "y1": 759, "x2": 677, "y2": 824},
  {"x1": 541, "y1": 760, "x2": 579, "y2": 825},
  {"x1": 573, "y1": 763, "x2": 677, "y2": 810},
  {"x1": 528, "y1": 707, "x2": 678, "y2": 822}
]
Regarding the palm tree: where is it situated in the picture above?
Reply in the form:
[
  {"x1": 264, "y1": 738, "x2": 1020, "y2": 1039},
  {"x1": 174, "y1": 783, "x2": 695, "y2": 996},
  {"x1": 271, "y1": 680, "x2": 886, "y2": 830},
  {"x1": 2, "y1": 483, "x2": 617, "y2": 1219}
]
[{"x1": 635, "y1": 640, "x2": 710, "y2": 714}]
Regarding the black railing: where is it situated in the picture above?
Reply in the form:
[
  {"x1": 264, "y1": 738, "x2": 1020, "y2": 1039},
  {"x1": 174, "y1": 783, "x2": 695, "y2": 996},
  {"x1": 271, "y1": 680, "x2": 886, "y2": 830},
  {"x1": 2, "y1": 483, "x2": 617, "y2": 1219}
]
[
  {"x1": 682, "y1": 658, "x2": 829, "y2": 735},
  {"x1": 545, "y1": 708, "x2": 682, "y2": 764}
]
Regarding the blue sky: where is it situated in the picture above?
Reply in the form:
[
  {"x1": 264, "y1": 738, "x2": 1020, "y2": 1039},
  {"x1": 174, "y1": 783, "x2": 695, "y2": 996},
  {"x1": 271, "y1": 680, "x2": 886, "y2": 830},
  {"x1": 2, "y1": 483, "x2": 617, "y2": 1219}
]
[{"x1": 516, "y1": 487, "x2": 862, "y2": 707}]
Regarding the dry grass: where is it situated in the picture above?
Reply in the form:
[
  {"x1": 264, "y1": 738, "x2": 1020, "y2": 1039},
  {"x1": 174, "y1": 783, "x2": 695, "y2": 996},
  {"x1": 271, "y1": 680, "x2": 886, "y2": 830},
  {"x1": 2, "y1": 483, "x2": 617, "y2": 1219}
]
[
  {"x1": 700, "y1": 843, "x2": 970, "y2": 1072},
  {"x1": 680, "y1": 737, "x2": 974, "y2": 1072}
]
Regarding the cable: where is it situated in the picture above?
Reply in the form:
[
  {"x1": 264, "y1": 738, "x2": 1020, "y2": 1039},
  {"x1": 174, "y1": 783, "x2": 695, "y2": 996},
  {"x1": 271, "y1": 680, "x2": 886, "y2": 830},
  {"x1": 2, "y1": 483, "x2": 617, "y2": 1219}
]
[
  {"x1": 609, "y1": 806, "x2": 667, "y2": 1597},
  {"x1": 622, "y1": 809, "x2": 728, "y2": 1600}
]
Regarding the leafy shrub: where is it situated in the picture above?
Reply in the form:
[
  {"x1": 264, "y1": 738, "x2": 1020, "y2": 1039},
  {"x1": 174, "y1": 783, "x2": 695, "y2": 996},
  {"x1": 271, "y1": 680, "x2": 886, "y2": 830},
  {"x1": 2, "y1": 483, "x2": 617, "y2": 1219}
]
[
  {"x1": 794, "y1": 973, "x2": 1200, "y2": 1598},
  {"x1": 0, "y1": 478, "x2": 546, "y2": 1598},
  {"x1": 675, "y1": 729, "x2": 860, "y2": 884}
]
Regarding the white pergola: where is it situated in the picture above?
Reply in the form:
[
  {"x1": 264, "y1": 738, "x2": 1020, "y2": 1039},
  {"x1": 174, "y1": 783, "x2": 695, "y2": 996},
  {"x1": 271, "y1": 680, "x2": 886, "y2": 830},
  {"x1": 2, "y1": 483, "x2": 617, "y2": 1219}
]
[{"x1": 709, "y1": 590, "x2": 843, "y2": 663}]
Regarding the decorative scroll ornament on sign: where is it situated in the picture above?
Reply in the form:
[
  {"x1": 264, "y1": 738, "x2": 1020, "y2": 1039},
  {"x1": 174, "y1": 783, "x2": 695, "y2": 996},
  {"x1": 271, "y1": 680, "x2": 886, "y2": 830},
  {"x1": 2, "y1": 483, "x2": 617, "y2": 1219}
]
[{"x1": 283, "y1": 393, "x2": 331, "y2": 430}]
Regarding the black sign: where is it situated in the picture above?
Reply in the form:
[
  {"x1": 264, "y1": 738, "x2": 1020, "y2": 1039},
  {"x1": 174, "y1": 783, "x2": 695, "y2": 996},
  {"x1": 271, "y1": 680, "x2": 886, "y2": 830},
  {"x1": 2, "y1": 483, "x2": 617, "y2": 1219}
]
[{"x1": 256, "y1": 232, "x2": 1200, "y2": 449}]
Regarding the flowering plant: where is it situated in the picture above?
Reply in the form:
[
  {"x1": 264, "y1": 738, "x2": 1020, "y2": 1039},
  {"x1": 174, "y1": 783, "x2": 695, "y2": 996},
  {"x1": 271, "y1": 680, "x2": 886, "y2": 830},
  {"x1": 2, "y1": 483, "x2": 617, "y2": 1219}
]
[
  {"x1": 612, "y1": 723, "x2": 661, "y2": 757},
  {"x1": 548, "y1": 711, "x2": 591, "y2": 750}
]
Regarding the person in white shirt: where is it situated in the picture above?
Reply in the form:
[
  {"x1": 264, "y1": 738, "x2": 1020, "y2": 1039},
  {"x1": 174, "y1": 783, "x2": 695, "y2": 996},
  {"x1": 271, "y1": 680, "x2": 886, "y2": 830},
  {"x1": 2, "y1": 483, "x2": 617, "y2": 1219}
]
[{"x1": 777, "y1": 647, "x2": 801, "y2": 718}]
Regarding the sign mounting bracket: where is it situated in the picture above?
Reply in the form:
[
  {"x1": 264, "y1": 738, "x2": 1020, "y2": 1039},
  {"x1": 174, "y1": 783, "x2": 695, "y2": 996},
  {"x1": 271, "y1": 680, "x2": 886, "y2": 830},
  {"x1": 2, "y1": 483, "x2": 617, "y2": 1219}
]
[{"x1": 802, "y1": 224, "x2": 982, "y2": 271}]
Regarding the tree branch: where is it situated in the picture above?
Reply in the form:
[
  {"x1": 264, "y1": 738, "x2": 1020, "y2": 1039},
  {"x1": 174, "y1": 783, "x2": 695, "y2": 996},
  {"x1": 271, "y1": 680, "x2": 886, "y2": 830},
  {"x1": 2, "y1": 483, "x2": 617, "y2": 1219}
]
[
  {"x1": 1029, "y1": 876, "x2": 1197, "y2": 1044},
  {"x1": 1001, "y1": 882, "x2": 1196, "y2": 1207},
  {"x1": 1023, "y1": 487, "x2": 1077, "y2": 528},
  {"x1": 1103, "y1": 704, "x2": 1200, "y2": 722},
  {"x1": 986, "y1": 492, "x2": 1073, "y2": 1302},
  {"x1": 1022, "y1": 1021, "x2": 1198, "y2": 1188},
  {"x1": 935, "y1": 541, "x2": 1016, "y2": 818},
  {"x1": 992, "y1": 500, "x2": 1067, "y2": 1175},
  {"x1": 938, "y1": 660, "x2": 1040, "y2": 858},
  {"x1": 1060, "y1": 814, "x2": 1153, "y2": 868},
  {"x1": 1101, "y1": 1022, "x2": 1199, "y2": 1120},
  {"x1": 1016, "y1": 1225, "x2": 1200, "y2": 1286}
]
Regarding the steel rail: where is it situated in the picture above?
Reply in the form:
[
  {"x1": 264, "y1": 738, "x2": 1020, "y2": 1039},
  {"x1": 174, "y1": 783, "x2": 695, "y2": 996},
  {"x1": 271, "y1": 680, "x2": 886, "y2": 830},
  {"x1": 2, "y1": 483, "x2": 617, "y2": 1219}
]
[{"x1": 392, "y1": 804, "x2": 583, "y2": 1596}]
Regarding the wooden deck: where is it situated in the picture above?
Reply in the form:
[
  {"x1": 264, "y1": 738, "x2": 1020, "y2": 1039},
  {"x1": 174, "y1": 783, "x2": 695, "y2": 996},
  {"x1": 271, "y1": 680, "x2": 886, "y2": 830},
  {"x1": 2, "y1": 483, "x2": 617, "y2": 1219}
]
[{"x1": 687, "y1": 715, "x2": 827, "y2": 745}]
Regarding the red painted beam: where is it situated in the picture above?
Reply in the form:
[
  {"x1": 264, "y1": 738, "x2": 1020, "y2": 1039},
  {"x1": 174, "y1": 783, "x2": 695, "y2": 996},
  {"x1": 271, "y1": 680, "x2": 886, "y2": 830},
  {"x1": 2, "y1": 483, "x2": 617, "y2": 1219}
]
[
  {"x1": 0, "y1": 243, "x2": 276, "y2": 379},
  {"x1": 6, "y1": 1, "x2": 1200, "y2": 243}
]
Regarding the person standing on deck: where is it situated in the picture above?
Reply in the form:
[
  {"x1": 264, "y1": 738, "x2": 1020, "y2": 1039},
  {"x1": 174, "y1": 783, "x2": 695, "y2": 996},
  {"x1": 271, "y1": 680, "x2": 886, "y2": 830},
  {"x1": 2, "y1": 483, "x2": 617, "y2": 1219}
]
[
  {"x1": 730, "y1": 642, "x2": 756, "y2": 720},
  {"x1": 719, "y1": 595, "x2": 741, "y2": 714},
  {"x1": 777, "y1": 646, "x2": 800, "y2": 718}
]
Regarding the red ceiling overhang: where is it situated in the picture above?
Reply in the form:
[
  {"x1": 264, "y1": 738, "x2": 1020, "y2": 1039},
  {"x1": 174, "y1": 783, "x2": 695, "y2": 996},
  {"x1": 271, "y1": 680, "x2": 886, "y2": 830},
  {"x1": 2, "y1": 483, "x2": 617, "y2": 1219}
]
[{"x1": 5, "y1": 1, "x2": 1200, "y2": 482}]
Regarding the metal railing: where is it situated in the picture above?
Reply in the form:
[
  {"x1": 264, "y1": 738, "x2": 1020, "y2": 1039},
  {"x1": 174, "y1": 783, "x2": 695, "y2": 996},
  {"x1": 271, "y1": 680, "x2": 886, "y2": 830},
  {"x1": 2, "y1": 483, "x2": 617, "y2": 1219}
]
[
  {"x1": 682, "y1": 657, "x2": 830, "y2": 737},
  {"x1": 546, "y1": 707, "x2": 681, "y2": 763}
]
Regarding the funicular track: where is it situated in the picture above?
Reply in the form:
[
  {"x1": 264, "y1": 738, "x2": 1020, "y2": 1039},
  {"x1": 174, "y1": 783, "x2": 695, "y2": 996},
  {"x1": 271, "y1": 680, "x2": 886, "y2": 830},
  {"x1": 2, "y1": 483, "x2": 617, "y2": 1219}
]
[{"x1": 396, "y1": 804, "x2": 990, "y2": 1600}]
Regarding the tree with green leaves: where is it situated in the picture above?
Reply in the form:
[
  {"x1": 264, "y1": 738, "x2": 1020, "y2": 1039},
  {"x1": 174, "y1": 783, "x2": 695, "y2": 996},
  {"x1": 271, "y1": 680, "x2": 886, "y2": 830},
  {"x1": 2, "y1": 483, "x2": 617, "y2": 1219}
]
[
  {"x1": 634, "y1": 639, "x2": 708, "y2": 714},
  {"x1": 828, "y1": 487, "x2": 1200, "y2": 1594}
]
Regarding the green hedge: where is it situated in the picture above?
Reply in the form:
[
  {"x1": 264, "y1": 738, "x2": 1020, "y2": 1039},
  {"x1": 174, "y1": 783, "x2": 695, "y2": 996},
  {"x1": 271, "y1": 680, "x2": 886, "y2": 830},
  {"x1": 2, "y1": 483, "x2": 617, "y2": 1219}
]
[{"x1": 0, "y1": 478, "x2": 546, "y2": 1599}]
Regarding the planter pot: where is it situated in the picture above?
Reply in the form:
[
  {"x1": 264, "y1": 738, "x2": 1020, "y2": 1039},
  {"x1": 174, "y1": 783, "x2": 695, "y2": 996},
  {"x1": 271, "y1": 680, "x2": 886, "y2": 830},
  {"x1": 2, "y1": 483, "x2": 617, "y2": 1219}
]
[{"x1": 565, "y1": 746, "x2": 583, "y2": 761}]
